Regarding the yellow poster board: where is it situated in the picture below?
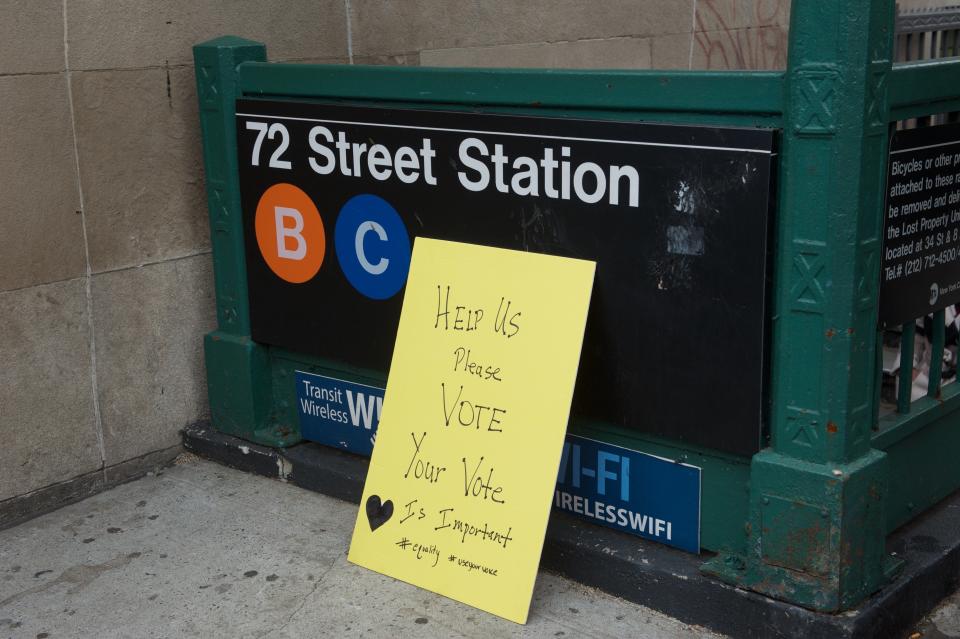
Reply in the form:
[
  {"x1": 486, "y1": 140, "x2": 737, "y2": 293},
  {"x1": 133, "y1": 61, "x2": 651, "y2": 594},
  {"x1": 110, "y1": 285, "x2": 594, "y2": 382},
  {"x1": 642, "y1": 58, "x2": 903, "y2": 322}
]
[{"x1": 348, "y1": 237, "x2": 595, "y2": 624}]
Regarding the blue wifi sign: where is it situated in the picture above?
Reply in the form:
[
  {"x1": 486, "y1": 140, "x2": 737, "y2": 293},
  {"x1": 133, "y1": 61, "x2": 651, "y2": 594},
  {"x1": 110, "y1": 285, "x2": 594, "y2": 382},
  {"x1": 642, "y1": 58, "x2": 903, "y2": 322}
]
[
  {"x1": 295, "y1": 370, "x2": 384, "y2": 455},
  {"x1": 554, "y1": 435, "x2": 701, "y2": 553}
]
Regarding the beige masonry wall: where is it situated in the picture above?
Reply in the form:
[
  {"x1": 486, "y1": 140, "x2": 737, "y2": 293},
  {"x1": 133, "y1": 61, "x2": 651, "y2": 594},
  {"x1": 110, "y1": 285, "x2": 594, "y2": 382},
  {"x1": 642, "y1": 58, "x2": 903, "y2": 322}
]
[
  {"x1": 8, "y1": 0, "x2": 942, "y2": 513},
  {"x1": 0, "y1": 0, "x2": 349, "y2": 510},
  {"x1": 363, "y1": 1, "x2": 791, "y2": 70}
]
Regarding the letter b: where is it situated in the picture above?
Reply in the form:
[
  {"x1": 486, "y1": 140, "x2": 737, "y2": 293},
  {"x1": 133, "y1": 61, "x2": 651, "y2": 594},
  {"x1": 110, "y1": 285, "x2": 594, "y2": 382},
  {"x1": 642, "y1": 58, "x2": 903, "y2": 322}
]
[{"x1": 275, "y1": 206, "x2": 307, "y2": 260}]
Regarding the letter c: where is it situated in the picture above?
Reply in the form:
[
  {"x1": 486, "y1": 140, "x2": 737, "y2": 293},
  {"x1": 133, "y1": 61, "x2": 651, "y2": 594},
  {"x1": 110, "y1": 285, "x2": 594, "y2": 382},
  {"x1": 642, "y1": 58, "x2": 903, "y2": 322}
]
[{"x1": 355, "y1": 220, "x2": 389, "y2": 275}]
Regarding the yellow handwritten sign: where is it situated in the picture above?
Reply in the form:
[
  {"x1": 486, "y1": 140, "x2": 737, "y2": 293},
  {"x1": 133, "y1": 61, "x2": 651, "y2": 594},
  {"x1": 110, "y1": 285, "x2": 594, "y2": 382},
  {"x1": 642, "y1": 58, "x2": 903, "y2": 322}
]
[{"x1": 348, "y1": 237, "x2": 595, "y2": 623}]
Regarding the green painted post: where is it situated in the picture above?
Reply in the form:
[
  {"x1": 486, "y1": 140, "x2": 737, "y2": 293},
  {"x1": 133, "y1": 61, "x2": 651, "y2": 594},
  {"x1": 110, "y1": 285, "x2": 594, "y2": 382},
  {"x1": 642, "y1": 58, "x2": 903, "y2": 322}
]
[
  {"x1": 194, "y1": 37, "x2": 298, "y2": 447},
  {"x1": 703, "y1": 0, "x2": 901, "y2": 610},
  {"x1": 929, "y1": 310, "x2": 946, "y2": 397},
  {"x1": 899, "y1": 322, "x2": 916, "y2": 412}
]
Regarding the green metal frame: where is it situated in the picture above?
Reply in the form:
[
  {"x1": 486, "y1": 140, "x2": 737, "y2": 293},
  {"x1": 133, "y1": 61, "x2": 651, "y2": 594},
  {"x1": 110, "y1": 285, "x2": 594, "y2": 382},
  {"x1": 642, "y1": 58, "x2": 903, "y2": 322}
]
[{"x1": 194, "y1": 0, "x2": 960, "y2": 613}]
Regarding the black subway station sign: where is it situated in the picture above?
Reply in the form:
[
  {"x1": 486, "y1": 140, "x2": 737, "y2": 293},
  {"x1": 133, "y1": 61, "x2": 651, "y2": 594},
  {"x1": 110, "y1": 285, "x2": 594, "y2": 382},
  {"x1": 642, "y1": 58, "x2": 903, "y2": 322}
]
[
  {"x1": 236, "y1": 99, "x2": 776, "y2": 457},
  {"x1": 880, "y1": 122, "x2": 960, "y2": 327}
]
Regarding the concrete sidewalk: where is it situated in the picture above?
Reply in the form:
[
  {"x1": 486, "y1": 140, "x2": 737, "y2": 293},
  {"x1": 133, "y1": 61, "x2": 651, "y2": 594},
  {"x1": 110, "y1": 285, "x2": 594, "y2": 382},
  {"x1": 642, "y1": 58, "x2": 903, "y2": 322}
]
[{"x1": 0, "y1": 456, "x2": 720, "y2": 639}]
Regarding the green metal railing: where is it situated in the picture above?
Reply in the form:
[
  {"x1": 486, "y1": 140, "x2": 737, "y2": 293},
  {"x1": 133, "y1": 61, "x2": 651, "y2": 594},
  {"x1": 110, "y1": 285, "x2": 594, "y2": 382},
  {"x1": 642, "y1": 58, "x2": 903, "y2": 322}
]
[
  {"x1": 897, "y1": 4, "x2": 960, "y2": 64},
  {"x1": 874, "y1": 11, "x2": 960, "y2": 449},
  {"x1": 872, "y1": 37, "x2": 960, "y2": 533}
]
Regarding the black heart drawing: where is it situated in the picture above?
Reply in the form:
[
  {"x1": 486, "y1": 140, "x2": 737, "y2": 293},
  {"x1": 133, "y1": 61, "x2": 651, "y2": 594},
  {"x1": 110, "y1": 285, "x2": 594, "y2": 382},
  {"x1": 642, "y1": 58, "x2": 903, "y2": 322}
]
[{"x1": 366, "y1": 494, "x2": 393, "y2": 532}]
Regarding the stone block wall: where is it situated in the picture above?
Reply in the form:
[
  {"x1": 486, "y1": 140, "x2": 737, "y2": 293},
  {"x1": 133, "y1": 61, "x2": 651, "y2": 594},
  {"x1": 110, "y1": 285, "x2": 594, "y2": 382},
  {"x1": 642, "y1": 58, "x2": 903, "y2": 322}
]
[
  {"x1": 409, "y1": 0, "x2": 791, "y2": 70},
  {"x1": 0, "y1": 0, "x2": 349, "y2": 518}
]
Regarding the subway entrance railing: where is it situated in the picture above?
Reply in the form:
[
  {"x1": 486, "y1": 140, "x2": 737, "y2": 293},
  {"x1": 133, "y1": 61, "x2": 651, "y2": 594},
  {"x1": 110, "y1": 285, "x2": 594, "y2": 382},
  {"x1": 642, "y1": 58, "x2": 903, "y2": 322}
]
[{"x1": 194, "y1": 0, "x2": 960, "y2": 612}]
